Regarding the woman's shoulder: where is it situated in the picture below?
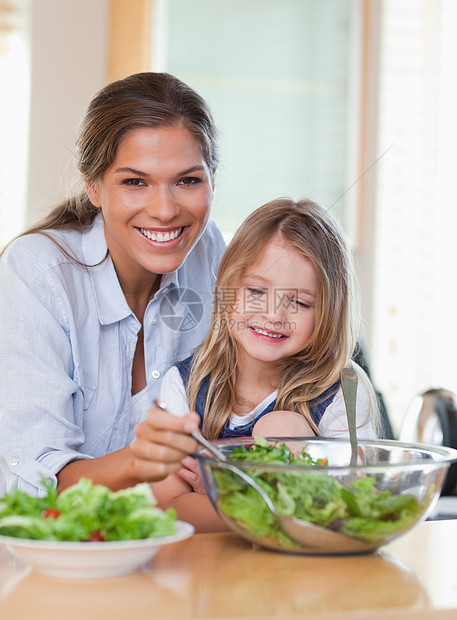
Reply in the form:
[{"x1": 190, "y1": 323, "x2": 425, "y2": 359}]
[
  {"x1": 192, "y1": 219, "x2": 226, "y2": 260},
  {"x1": 1, "y1": 217, "x2": 105, "y2": 273},
  {"x1": 176, "y1": 219, "x2": 225, "y2": 288},
  {"x1": 203, "y1": 218, "x2": 225, "y2": 241},
  {"x1": 2, "y1": 228, "x2": 83, "y2": 269}
]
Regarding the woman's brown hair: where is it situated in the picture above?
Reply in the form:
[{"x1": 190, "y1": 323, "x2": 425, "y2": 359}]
[{"x1": 11, "y1": 72, "x2": 219, "y2": 239}]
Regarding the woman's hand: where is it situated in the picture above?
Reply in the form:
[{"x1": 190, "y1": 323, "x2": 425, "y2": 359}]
[
  {"x1": 57, "y1": 407, "x2": 200, "y2": 492},
  {"x1": 130, "y1": 405, "x2": 200, "y2": 483},
  {"x1": 177, "y1": 456, "x2": 207, "y2": 494}
]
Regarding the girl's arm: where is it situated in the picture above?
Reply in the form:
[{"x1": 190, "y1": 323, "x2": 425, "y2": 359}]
[
  {"x1": 252, "y1": 410, "x2": 314, "y2": 437},
  {"x1": 150, "y1": 470, "x2": 228, "y2": 533}
]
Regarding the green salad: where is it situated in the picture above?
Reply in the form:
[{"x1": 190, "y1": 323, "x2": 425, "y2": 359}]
[
  {"x1": 214, "y1": 438, "x2": 425, "y2": 548},
  {"x1": 0, "y1": 478, "x2": 176, "y2": 542}
]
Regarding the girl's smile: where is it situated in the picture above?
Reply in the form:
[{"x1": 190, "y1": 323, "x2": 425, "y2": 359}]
[{"x1": 248, "y1": 325, "x2": 287, "y2": 340}]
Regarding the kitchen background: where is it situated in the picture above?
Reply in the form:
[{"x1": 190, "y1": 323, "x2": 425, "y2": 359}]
[{"x1": 1, "y1": 0, "x2": 456, "y2": 434}]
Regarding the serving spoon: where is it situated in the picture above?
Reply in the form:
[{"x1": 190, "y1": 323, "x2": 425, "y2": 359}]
[
  {"x1": 340, "y1": 364, "x2": 359, "y2": 466},
  {"x1": 153, "y1": 375, "x2": 372, "y2": 554}
]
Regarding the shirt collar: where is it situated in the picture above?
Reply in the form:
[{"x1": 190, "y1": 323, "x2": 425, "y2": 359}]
[
  {"x1": 81, "y1": 214, "x2": 181, "y2": 325},
  {"x1": 161, "y1": 269, "x2": 180, "y2": 290},
  {"x1": 81, "y1": 214, "x2": 132, "y2": 325}
]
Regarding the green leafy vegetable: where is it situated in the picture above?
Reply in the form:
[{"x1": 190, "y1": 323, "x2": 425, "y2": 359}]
[
  {"x1": 214, "y1": 438, "x2": 424, "y2": 548},
  {"x1": 0, "y1": 478, "x2": 176, "y2": 541}
]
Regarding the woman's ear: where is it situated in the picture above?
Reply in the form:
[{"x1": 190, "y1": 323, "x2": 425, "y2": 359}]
[{"x1": 85, "y1": 181, "x2": 101, "y2": 207}]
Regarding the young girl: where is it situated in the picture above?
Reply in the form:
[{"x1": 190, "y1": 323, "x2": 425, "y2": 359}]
[{"x1": 153, "y1": 198, "x2": 379, "y2": 531}]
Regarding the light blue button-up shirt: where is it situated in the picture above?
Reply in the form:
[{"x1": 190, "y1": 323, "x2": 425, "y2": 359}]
[{"x1": 0, "y1": 214, "x2": 225, "y2": 495}]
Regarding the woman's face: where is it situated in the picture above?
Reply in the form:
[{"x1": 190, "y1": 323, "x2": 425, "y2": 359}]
[{"x1": 86, "y1": 124, "x2": 214, "y2": 289}]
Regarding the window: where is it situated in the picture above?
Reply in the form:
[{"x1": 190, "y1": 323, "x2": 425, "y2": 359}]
[
  {"x1": 371, "y1": 0, "x2": 457, "y2": 428},
  {"x1": 152, "y1": 0, "x2": 357, "y2": 237},
  {"x1": 0, "y1": 0, "x2": 30, "y2": 247}
]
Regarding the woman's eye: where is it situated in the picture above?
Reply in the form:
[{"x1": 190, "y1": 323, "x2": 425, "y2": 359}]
[
  {"x1": 122, "y1": 178, "x2": 146, "y2": 186},
  {"x1": 179, "y1": 176, "x2": 202, "y2": 186}
]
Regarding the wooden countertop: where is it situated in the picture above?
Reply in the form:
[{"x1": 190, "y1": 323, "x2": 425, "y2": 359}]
[{"x1": 1, "y1": 519, "x2": 457, "y2": 620}]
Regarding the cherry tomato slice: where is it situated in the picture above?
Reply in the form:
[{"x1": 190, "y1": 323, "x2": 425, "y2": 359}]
[
  {"x1": 85, "y1": 531, "x2": 105, "y2": 542},
  {"x1": 42, "y1": 508, "x2": 61, "y2": 519}
]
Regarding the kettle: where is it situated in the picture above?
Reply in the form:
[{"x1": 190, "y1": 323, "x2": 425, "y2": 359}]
[{"x1": 400, "y1": 388, "x2": 457, "y2": 496}]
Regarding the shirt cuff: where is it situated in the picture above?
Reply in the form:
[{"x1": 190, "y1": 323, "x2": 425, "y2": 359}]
[{"x1": 0, "y1": 449, "x2": 93, "y2": 497}]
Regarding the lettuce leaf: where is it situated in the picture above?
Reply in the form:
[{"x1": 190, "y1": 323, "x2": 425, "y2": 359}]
[
  {"x1": 215, "y1": 439, "x2": 424, "y2": 547},
  {"x1": 0, "y1": 478, "x2": 175, "y2": 541}
]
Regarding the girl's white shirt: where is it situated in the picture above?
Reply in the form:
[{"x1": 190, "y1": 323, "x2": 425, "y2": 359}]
[{"x1": 159, "y1": 365, "x2": 375, "y2": 438}]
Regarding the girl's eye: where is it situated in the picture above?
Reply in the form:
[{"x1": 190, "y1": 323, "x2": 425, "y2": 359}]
[
  {"x1": 122, "y1": 178, "x2": 146, "y2": 186},
  {"x1": 291, "y1": 299, "x2": 311, "y2": 309},
  {"x1": 179, "y1": 176, "x2": 202, "y2": 186},
  {"x1": 246, "y1": 287, "x2": 266, "y2": 296}
]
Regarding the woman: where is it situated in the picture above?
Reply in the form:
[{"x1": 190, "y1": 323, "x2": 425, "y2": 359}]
[{"x1": 0, "y1": 72, "x2": 225, "y2": 496}]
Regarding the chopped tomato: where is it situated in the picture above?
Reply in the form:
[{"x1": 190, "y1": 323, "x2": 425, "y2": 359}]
[
  {"x1": 85, "y1": 531, "x2": 105, "y2": 542},
  {"x1": 42, "y1": 507, "x2": 61, "y2": 519}
]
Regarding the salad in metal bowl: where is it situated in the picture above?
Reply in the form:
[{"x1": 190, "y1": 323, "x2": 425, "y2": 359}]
[{"x1": 196, "y1": 437, "x2": 457, "y2": 553}]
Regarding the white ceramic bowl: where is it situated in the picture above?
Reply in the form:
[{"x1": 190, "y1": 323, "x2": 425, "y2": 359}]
[{"x1": 0, "y1": 520, "x2": 194, "y2": 578}]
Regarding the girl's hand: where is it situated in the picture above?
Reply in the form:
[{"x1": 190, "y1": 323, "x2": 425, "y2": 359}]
[
  {"x1": 130, "y1": 406, "x2": 200, "y2": 483},
  {"x1": 177, "y1": 456, "x2": 207, "y2": 494}
]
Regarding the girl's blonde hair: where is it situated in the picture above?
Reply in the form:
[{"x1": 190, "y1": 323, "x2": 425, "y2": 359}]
[{"x1": 189, "y1": 198, "x2": 362, "y2": 439}]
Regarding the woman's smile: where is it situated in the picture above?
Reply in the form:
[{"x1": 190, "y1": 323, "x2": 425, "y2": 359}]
[{"x1": 137, "y1": 226, "x2": 184, "y2": 243}]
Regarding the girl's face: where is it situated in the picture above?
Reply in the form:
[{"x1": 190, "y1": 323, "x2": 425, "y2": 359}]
[
  {"x1": 228, "y1": 239, "x2": 317, "y2": 371},
  {"x1": 86, "y1": 124, "x2": 214, "y2": 290}
]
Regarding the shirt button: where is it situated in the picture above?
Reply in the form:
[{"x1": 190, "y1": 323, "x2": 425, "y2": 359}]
[
  {"x1": 9, "y1": 457, "x2": 19, "y2": 467},
  {"x1": 151, "y1": 370, "x2": 161, "y2": 379},
  {"x1": 151, "y1": 316, "x2": 158, "y2": 325}
]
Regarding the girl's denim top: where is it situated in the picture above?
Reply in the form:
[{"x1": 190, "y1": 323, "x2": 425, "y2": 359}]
[{"x1": 175, "y1": 356, "x2": 340, "y2": 438}]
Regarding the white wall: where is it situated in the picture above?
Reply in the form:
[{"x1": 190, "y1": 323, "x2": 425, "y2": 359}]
[{"x1": 26, "y1": 0, "x2": 109, "y2": 224}]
